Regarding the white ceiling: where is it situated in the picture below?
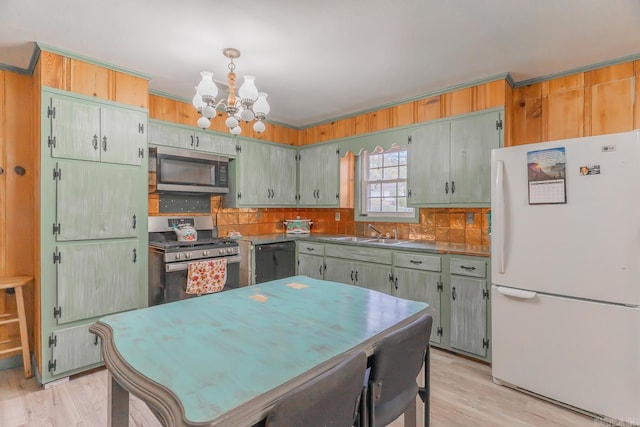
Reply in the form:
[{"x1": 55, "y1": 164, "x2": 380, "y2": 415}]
[{"x1": 1, "y1": 0, "x2": 640, "y2": 128}]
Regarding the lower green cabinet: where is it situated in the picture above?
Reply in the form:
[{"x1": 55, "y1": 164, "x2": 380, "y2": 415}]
[{"x1": 297, "y1": 253, "x2": 325, "y2": 279}]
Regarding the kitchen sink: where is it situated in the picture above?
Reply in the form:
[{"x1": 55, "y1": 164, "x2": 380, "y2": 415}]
[
  {"x1": 329, "y1": 236, "x2": 377, "y2": 243},
  {"x1": 366, "y1": 238, "x2": 411, "y2": 246}
]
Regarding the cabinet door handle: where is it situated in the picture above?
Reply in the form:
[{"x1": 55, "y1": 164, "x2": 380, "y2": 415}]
[
  {"x1": 351, "y1": 270, "x2": 354, "y2": 281},
  {"x1": 410, "y1": 259, "x2": 423, "y2": 265},
  {"x1": 319, "y1": 265, "x2": 323, "y2": 275},
  {"x1": 195, "y1": 136, "x2": 199, "y2": 147},
  {"x1": 452, "y1": 286, "x2": 457, "y2": 300},
  {"x1": 451, "y1": 180, "x2": 455, "y2": 194},
  {"x1": 102, "y1": 136, "x2": 108, "y2": 152},
  {"x1": 306, "y1": 247, "x2": 314, "y2": 251},
  {"x1": 132, "y1": 214, "x2": 137, "y2": 230},
  {"x1": 394, "y1": 277, "x2": 398, "y2": 290},
  {"x1": 92, "y1": 135, "x2": 98, "y2": 150},
  {"x1": 132, "y1": 248, "x2": 137, "y2": 263},
  {"x1": 460, "y1": 265, "x2": 476, "y2": 271},
  {"x1": 354, "y1": 270, "x2": 358, "y2": 282},
  {"x1": 190, "y1": 135, "x2": 194, "y2": 147},
  {"x1": 445, "y1": 182, "x2": 449, "y2": 194}
]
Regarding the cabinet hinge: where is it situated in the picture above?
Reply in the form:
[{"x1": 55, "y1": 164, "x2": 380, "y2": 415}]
[
  {"x1": 53, "y1": 306, "x2": 62, "y2": 319},
  {"x1": 407, "y1": 135, "x2": 412, "y2": 144},
  {"x1": 138, "y1": 123, "x2": 145, "y2": 134},
  {"x1": 47, "y1": 106, "x2": 56, "y2": 119},
  {"x1": 437, "y1": 281, "x2": 443, "y2": 292},
  {"x1": 53, "y1": 251, "x2": 61, "y2": 264},
  {"x1": 52, "y1": 223, "x2": 61, "y2": 235},
  {"x1": 296, "y1": 153, "x2": 301, "y2": 161},
  {"x1": 437, "y1": 326, "x2": 443, "y2": 337},
  {"x1": 48, "y1": 333, "x2": 57, "y2": 348},
  {"x1": 482, "y1": 289, "x2": 490, "y2": 300},
  {"x1": 237, "y1": 192, "x2": 242, "y2": 200},
  {"x1": 336, "y1": 148, "x2": 340, "y2": 156},
  {"x1": 48, "y1": 359, "x2": 57, "y2": 373},
  {"x1": 482, "y1": 338, "x2": 490, "y2": 349},
  {"x1": 48, "y1": 136, "x2": 57, "y2": 148},
  {"x1": 138, "y1": 148, "x2": 145, "y2": 158},
  {"x1": 496, "y1": 119, "x2": 503, "y2": 130},
  {"x1": 53, "y1": 166, "x2": 62, "y2": 180},
  {"x1": 236, "y1": 144, "x2": 242, "y2": 153},
  {"x1": 335, "y1": 193, "x2": 339, "y2": 200}
]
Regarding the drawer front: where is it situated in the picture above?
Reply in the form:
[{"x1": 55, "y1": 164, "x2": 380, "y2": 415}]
[
  {"x1": 394, "y1": 252, "x2": 441, "y2": 272},
  {"x1": 450, "y1": 257, "x2": 486, "y2": 278},
  {"x1": 324, "y1": 244, "x2": 392, "y2": 265},
  {"x1": 298, "y1": 242, "x2": 325, "y2": 256}
]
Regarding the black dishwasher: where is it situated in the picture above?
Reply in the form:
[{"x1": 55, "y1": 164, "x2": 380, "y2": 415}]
[{"x1": 254, "y1": 241, "x2": 297, "y2": 284}]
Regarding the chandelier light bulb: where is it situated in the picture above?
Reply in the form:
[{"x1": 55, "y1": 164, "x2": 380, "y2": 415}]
[
  {"x1": 253, "y1": 120, "x2": 266, "y2": 133},
  {"x1": 231, "y1": 126, "x2": 242, "y2": 135},
  {"x1": 196, "y1": 71, "x2": 218, "y2": 99},
  {"x1": 192, "y1": 88, "x2": 205, "y2": 109},
  {"x1": 202, "y1": 105, "x2": 216, "y2": 119},
  {"x1": 225, "y1": 116, "x2": 239, "y2": 129},
  {"x1": 197, "y1": 116, "x2": 211, "y2": 129},
  {"x1": 238, "y1": 75, "x2": 259, "y2": 102},
  {"x1": 240, "y1": 108, "x2": 255, "y2": 122},
  {"x1": 253, "y1": 92, "x2": 270, "y2": 116}
]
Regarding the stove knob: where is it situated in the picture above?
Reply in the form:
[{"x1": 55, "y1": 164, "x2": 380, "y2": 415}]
[
  {"x1": 185, "y1": 252, "x2": 191, "y2": 259},
  {"x1": 219, "y1": 248, "x2": 225, "y2": 255},
  {"x1": 226, "y1": 248, "x2": 233, "y2": 254},
  {"x1": 203, "y1": 250, "x2": 210, "y2": 257},
  {"x1": 175, "y1": 253, "x2": 182, "y2": 260}
]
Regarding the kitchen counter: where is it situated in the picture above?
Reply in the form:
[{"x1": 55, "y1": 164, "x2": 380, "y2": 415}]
[{"x1": 236, "y1": 233, "x2": 490, "y2": 257}]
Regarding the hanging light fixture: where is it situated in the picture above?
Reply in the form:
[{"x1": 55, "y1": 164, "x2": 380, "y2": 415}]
[{"x1": 192, "y1": 48, "x2": 270, "y2": 135}]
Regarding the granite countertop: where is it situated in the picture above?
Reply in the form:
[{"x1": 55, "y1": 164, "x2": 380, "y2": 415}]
[{"x1": 237, "y1": 233, "x2": 490, "y2": 257}]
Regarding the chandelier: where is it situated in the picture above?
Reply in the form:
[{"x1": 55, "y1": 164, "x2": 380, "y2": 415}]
[{"x1": 192, "y1": 48, "x2": 270, "y2": 135}]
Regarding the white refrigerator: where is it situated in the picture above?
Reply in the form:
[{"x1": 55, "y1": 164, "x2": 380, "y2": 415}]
[{"x1": 491, "y1": 130, "x2": 640, "y2": 423}]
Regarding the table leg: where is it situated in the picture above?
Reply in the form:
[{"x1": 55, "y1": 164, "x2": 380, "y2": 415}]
[
  {"x1": 108, "y1": 372, "x2": 129, "y2": 427},
  {"x1": 424, "y1": 345, "x2": 430, "y2": 427}
]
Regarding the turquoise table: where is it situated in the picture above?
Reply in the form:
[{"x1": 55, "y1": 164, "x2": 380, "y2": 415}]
[{"x1": 90, "y1": 276, "x2": 431, "y2": 427}]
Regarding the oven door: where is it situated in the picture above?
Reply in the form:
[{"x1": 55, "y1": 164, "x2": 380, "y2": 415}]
[{"x1": 162, "y1": 255, "x2": 241, "y2": 304}]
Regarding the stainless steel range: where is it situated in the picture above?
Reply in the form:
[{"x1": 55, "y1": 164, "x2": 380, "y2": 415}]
[{"x1": 148, "y1": 216, "x2": 241, "y2": 306}]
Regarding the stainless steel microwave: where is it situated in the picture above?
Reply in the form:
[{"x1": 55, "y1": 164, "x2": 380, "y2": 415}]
[{"x1": 149, "y1": 146, "x2": 229, "y2": 194}]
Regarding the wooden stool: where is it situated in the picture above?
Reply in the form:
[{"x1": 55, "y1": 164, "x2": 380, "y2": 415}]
[{"x1": 0, "y1": 276, "x2": 32, "y2": 378}]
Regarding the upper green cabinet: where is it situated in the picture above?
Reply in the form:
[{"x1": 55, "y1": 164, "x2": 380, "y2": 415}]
[
  {"x1": 148, "y1": 120, "x2": 237, "y2": 156},
  {"x1": 297, "y1": 143, "x2": 340, "y2": 206},
  {"x1": 224, "y1": 139, "x2": 297, "y2": 207},
  {"x1": 46, "y1": 94, "x2": 146, "y2": 166},
  {"x1": 407, "y1": 109, "x2": 502, "y2": 205}
]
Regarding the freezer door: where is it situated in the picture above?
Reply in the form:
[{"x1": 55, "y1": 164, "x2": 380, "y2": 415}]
[
  {"x1": 492, "y1": 285, "x2": 640, "y2": 423},
  {"x1": 491, "y1": 130, "x2": 640, "y2": 305}
]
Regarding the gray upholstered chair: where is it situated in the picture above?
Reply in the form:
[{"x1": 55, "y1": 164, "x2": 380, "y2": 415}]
[
  {"x1": 367, "y1": 314, "x2": 433, "y2": 427},
  {"x1": 266, "y1": 350, "x2": 368, "y2": 427}
]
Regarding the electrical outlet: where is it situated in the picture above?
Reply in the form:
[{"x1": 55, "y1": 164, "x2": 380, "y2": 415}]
[
  {"x1": 335, "y1": 212, "x2": 340, "y2": 221},
  {"x1": 466, "y1": 212, "x2": 475, "y2": 224},
  {"x1": 257, "y1": 210, "x2": 262, "y2": 220}
]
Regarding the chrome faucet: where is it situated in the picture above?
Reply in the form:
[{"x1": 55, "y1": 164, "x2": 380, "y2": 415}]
[
  {"x1": 393, "y1": 228, "x2": 398, "y2": 240},
  {"x1": 368, "y1": 224, "x2": 383, "y2": 238}
]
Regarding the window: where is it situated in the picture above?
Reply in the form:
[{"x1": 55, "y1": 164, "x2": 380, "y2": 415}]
[{"x1": 361, "y1": 145, "x2": 414, "y2": 219}]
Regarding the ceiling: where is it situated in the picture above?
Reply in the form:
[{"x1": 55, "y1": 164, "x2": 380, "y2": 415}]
[{"x1": 1, "y1": 0, "x2": 640, "y2": 128}]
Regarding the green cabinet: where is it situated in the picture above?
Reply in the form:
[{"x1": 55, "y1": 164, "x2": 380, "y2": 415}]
[
  {"x1": 449, "y1": 256, "x2": 490, "y2": 358},
  {"x1": 323, "y1": 244, "x2": 393, "y2": 294},
  {"x1": 47, "y1": 95, "x2": 146, "y2": 166},
  {"x1": 296, "y1": 242, "x2": 325, "y2": 280},
  {"x1": 225, "y1": 139, "x2": 297, "y2": 207},
  {"x1": 392, "y1": 251, "x2": 443, "y2": 344},
  {"x1": 407, "y1": 110, "x2": 502, "y2": 205},
  {"x1": 297, "y1": 143, "x2": 341, "y2": 206},
  {"x1": 40, "y1": 88, "x2": 148, "y2": 383},
  {"x1": 148, "y1": 120, "x2": 237, "y2": 156}
]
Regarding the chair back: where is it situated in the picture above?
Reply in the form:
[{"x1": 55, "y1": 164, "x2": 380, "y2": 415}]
[
  {"x1": 266, "y1": 350, "x2": 368, "y2": 427},
  {"x1": 368, "y1": 314, "x2": 433, "y2": 427}
]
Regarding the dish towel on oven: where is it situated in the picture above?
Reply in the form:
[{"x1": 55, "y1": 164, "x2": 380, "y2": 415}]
[{"x1": 186, "y1": 258, "x2": 227, "y2": 295}]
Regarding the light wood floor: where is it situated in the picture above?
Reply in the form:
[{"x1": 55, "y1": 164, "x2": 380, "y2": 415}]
[{"x1": 0, "y1": 348, "x2": 596, "y2": 427}]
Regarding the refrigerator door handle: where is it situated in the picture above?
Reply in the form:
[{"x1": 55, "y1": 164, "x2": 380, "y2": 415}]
[
  {"x1": 496, "y1": 286, "x2": 537, "y2": 299},
  {"x1": 495, "y1": 160, "x2": 505, "y2": 273}
]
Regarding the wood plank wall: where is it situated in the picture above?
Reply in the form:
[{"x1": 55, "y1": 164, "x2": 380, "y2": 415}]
[{"x1": 510, "y1": 60, "x2": 640, "y2": 146}]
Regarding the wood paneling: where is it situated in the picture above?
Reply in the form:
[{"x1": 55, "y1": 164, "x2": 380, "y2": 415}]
[
  {"x1": 38, "y1": 51, "x2": 67, "y2": 90},
  {"x1": 365, "y1": 107, "x2": 393, "y2": 133},
  {"x1": 415, "y1": 95, "x2": 442, "y2": 123},
  {"x1": 391, "y1": 102, "x2": 415, "y2": 127},
  {"x1": 443, "y1": 86, "x2": 475, "y2": 117},
  {"x1": 114, "y1": 73, "x2": 148, "y2": 109},
  {"x1": 0, "y1": 71, "x2": 35, "y2": 360},
  {"x1": 585, "y1": 63, "x2": 634, "y2": 136},
  {"x1": 543, "y1": 86, "x2": 584, "y2": 141},
  {"x1": 510, "y1": 84, "x2": 542, "y2": 146},
  {"x1": 69, "y1": 59, "x2": 111, "y2": 99},
  {"x1": 475, "y1": 80, "x2": 506, "y2": 110}
]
